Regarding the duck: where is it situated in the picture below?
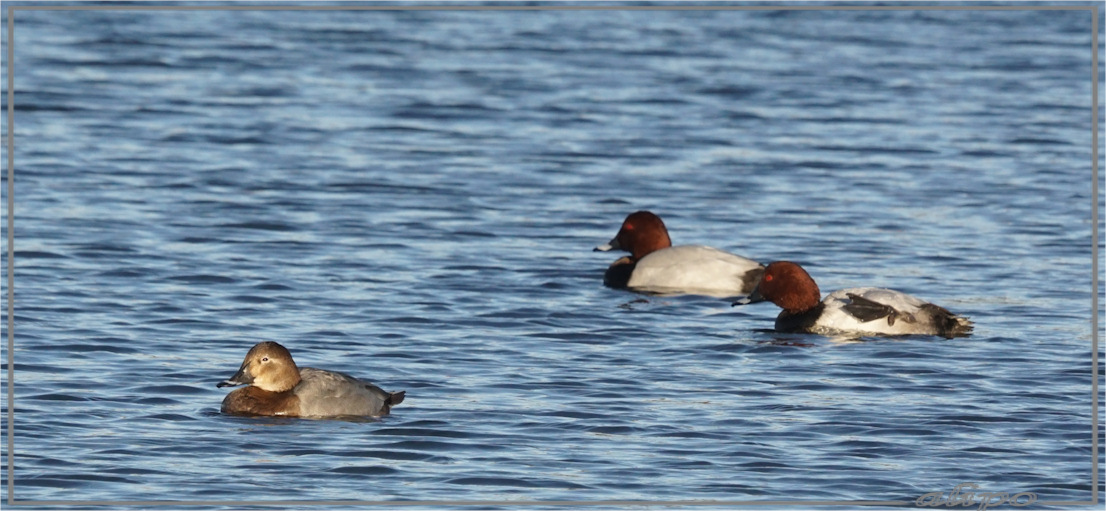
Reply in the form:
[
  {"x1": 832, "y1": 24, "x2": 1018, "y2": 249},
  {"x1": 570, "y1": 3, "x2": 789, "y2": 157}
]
[
  {"x1": 217, "y1": 341, "x2": 405, "y2": 418},
  {"x1": 732, "y1": 261, "x2": 972, "y2": 338},
  {"x1": 594, "y1": 210, "x2": 763, "y2": 298}
]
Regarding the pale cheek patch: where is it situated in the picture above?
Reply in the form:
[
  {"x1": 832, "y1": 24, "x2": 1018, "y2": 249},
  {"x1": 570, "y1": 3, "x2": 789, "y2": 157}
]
[{"x1": 255, "y1": 381, "x2": 284, "y2": 392}]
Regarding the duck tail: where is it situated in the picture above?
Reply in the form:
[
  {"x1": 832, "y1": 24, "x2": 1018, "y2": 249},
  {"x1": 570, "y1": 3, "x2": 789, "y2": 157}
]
[
  {"x1": 947, "y1": 316, "x2": 974, "y2": 338},
  {"x1": 388, "y1": 390, "x2": 406, "y2": 407},
  {"x1": 924, "y1": 304, "x2": 973, "y2": 338}
]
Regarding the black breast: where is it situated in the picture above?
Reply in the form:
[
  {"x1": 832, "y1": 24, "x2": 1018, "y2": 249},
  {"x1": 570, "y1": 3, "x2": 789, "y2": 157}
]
[
  {"x1": 603, "y1": 257, "x2": 636, "y2": 289},
  {"x1": 774, "y1": 302, "x2": 826, "y2": 333}
]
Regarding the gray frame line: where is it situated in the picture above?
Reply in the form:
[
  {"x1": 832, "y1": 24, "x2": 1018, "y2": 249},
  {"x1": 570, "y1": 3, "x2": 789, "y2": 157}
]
[
  {"x1": 4, "y1": 4, "x2": 1101, "y2": 11},
  {"x1": 2, "y1": 2, "x2": 1101, "y2": 508},
  {"x1": 5, "y1": 499, "x2": 911, "y2": 507},
  {"x1": 1092, "y1": 4, "x2": 1101, "y2": 509},
  {"x1": 5, "y1": 4, "x2": 14, "y2": 509}
]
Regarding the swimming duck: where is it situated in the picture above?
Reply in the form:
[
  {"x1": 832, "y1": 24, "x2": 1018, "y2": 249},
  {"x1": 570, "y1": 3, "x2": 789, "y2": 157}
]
[
  {"x1": 594, "y1": 210, "x2": 763, "y2": 298},
  {"x1": 217, "y1": 341, "x2": 405, "y2": 418},
  {"x1": 733, "y1": 261, "x2": 972, "y2": 338}
]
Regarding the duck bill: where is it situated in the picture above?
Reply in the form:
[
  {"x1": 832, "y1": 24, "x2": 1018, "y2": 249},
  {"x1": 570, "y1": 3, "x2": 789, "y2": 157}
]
[
  {"x1": 593, "y1": 237, "x2": 621, "y2": 252},
  {"x1": 216, "y1": 363, "x2": 253, "y2": 388},
  {"x1": 732, "y1": 288, "x2": 766, "y2": 307}
]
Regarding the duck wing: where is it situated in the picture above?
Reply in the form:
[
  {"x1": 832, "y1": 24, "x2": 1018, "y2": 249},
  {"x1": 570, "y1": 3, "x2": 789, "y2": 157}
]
[{"x1": 843, "y1": 293, "x2": 915, "y2": 326}]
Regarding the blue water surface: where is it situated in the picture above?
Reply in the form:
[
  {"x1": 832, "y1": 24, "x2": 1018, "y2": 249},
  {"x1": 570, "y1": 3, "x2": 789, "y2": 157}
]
[{"x1": 1, "y1": 5, "x2": 1103, "y2": 508}]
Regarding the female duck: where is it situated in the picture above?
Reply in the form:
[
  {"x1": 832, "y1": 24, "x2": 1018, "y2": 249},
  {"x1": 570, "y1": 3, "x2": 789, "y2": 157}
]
[
  {"x1": 594, "y1": 211, "x2": 763, "y2": 298},
  {"x1": 217, "y1": 341, "x2": 404, "y2": 418},
  {"x1": 733, "y1": 261, "x2": 972, "y2": 338}
]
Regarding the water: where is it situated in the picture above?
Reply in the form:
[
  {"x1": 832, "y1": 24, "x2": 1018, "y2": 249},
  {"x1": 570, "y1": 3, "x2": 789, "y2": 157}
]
[{"x1": 2, "y1": 5, "x2": 1102, "y2": 507}]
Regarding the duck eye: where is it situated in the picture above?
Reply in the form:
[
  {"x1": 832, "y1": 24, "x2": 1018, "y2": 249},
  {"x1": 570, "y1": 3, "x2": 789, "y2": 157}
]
[
  {"x1": 764, "y1": 274, "x2": 773, "y2": 282},
  {"x1": 261, "y1": 357, "x2": 269, "y2": 362}
]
